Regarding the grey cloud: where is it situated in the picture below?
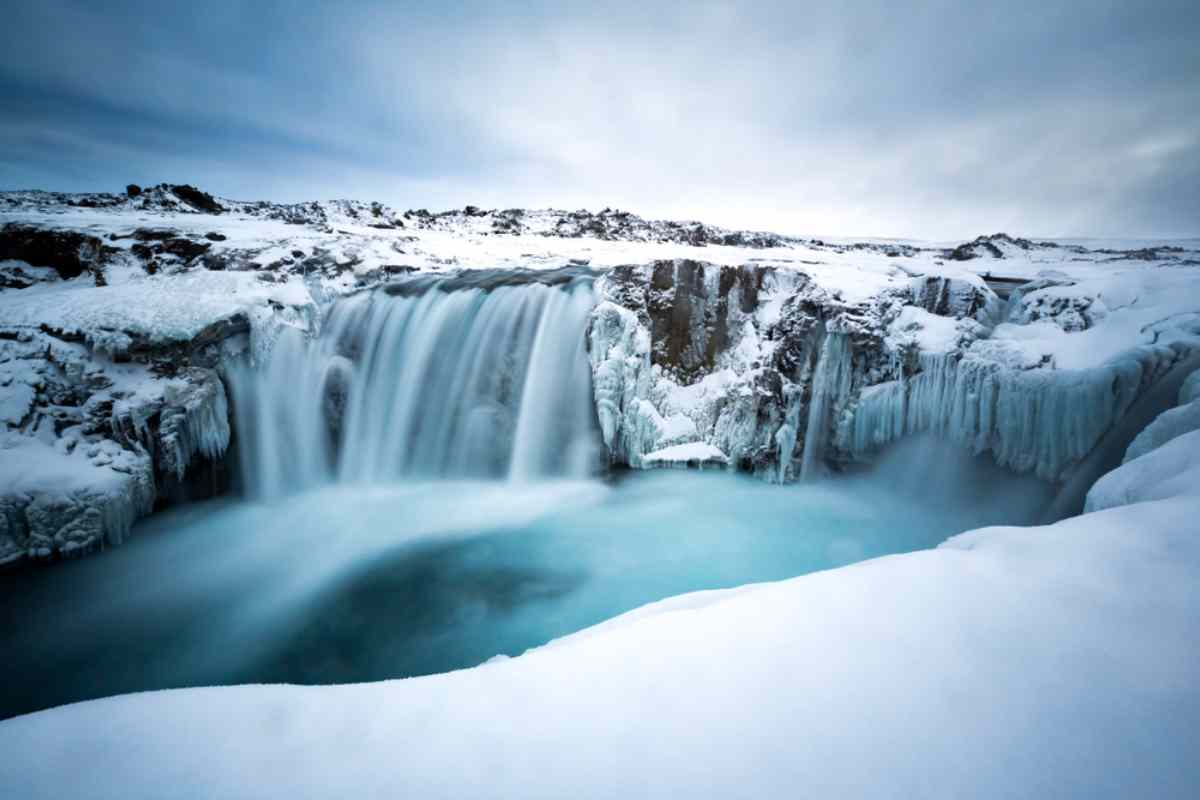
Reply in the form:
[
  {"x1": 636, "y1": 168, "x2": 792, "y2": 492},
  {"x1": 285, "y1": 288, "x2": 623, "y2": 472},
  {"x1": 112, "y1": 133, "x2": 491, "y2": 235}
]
[{"x1": 0, "y1": 0, "x2": 1196, "y2": 237}]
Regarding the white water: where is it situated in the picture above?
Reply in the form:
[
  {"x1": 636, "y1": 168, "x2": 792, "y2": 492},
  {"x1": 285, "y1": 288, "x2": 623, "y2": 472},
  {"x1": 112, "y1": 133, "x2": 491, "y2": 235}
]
[{"x1": 231, "y1": 277, "x2": 599, "y2": 498}]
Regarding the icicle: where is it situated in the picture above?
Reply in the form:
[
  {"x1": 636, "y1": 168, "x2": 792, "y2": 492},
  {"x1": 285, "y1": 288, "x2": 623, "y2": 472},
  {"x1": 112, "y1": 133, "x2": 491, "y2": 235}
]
[{"x1": 847, "y1": 343, "x2": 1183, "y2": 480}]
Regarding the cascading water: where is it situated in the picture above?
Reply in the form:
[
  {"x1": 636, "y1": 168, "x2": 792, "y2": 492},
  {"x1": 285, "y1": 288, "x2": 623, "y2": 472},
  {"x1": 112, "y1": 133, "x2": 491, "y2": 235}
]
[{"x1": 231, "y1": 271, "x2": 600, "y2": 499}]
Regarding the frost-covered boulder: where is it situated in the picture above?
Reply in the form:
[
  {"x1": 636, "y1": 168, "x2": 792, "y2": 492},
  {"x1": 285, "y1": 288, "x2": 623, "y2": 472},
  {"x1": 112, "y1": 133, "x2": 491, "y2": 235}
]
[
  {"x1": 0, "y1": 337, "x2": 232, "y2": 566},
  {"x1": 910, "y1": 274, "x2": 1004, "y2": 326},
  {"x1": 0, "y1": 437, "x2": 155, "y2": 564},
  {"x1": 1007, "y1": 281, "x2": 1108, "y2": 332}
]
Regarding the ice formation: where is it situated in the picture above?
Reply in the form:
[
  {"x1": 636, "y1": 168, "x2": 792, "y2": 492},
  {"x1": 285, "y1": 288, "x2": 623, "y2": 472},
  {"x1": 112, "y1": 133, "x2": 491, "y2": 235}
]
[
  {"x1": 845, "y1": 342, "x2": 1187, "y2": 480},
  {"x1": 1122, "y1": 366, "x2": 1200, "y2": 464}
]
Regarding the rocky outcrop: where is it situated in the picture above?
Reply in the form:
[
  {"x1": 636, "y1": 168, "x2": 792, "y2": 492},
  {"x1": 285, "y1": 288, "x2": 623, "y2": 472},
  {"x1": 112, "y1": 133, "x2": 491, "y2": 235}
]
[
  {"x1": 404, "y1": 207, "x2": 793, "y2": 248},
  {"x1": 588, "y1": 260, "x2": 1200, "y2": 486},
  {"x1": 1005, "y1": 275, "x2": 1107, "y2": 332},
  {"x1": 0, "y1": 319, "x2": 242, "y2": 567},
  {"x1": 588, "y1": 259, "x2": 899, "y2": 481},
  {"x1": 0, "y1": 224, "x2": 119, "y2": 282}
]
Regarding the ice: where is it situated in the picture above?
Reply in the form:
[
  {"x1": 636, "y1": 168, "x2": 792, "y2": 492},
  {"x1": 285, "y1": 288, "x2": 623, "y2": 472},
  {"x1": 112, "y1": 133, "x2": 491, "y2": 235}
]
[
  {"x1": 1180, "y1": 368, "x2": 1200, "y2": 405},
  {"x1": 0, "y1": 436, "x2": 155, "y2": 563},
  {"x1": 847, "y1": 343, "x2": 1184, "y2": 480},
  {"x1": 156, "y1": 370, "x2": 232, "y2": 481}
]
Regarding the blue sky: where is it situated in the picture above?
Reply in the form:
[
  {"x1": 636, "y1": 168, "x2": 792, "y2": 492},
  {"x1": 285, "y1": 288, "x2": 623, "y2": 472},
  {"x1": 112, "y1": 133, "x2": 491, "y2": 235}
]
[{"x1": 1, "y1": 0, "x2": 1197, "y2": 238}]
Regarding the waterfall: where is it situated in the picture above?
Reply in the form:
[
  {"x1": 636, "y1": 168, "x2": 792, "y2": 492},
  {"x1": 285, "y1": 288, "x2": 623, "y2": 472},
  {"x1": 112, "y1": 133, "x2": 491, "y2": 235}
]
[
  {"x1": 231, "y1": 272, "x2": 600, "y2": 499},
  {"x1": 799, "y1": 332, "x2": 853, "y2": 480}
]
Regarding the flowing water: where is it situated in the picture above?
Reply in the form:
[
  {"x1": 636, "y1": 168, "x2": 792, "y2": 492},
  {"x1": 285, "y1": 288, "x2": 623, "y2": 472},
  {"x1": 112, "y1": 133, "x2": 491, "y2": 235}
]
[
  {"x1": 231, "y1": 271, "x2": 599, "y2": 497},
  {"x1": 0, "y1": 275, "x2": 1055, "y2": 720}
]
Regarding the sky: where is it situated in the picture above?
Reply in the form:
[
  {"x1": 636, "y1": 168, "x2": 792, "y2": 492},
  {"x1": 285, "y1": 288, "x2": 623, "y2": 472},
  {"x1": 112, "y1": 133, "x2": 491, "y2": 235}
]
[{"x1": 0, "y1": 0, "x2": 1197, "y2": 239}]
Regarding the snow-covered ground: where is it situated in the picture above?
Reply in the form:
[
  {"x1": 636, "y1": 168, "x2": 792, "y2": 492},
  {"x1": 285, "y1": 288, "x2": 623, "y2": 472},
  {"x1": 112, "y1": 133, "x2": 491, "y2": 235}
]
[{"x1": 1, "y1": 377, "x2": 1198, "y2": 798}]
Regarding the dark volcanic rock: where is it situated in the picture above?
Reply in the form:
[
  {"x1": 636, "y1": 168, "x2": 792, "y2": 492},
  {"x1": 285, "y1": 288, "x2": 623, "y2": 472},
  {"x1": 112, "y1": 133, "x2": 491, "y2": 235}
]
[
  {"x1": 169, "y1": 184, "x2": 224, "y2": 214},
  {"x1": 159, "y1": 238, "x2": 211, "y2": 261},
  {"x1": 607, "y1": 259, "x2": 766, "y2": 383},
  {"x1": 132, "y1": 228, "x2": 180, "y2": 242},
  {"x1": 125, "y1": 184, "x2": 142, "y2": 198},
  {"x1": 0, "y1": 224, "x2": 115, "y2": 280}
]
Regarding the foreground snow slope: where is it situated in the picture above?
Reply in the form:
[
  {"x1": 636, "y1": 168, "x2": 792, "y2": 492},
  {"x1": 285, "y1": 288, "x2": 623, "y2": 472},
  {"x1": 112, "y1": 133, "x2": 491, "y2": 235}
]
[{"x1": 2, "y1": 420, "x2": 1198, "y2": 798}]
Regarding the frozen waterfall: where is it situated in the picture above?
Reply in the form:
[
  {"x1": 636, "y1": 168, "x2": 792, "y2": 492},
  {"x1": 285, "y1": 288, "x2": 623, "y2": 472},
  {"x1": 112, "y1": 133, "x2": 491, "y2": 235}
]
[
  {"x1": 844, "y1": 343, "x2": 1188, "y2": 481},
  {"x1": 231, "y1": 272, "x2": 600, "y2": 498}
]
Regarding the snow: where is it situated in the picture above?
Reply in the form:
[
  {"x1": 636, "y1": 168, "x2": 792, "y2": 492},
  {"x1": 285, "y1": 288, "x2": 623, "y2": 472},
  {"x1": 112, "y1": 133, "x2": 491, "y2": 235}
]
[
  {"x1": 0, "y1": 434, "x2": 155, "y2": 562},
  {"x1": 0, "y1": 271, "x2": 313, "y2": 347},
  {"x1": 887, "y1": 305, "x2": 967, "y2": 353},
  {"x1": 641, "y1": 441, "x2": 729, "y2": 465},
  {"x1": 1086, "y1": 429, "x2": 1200, "y2": 513},
  {"x1": 1123, "y1": 395, "x2": 1200, "y2": 464}
]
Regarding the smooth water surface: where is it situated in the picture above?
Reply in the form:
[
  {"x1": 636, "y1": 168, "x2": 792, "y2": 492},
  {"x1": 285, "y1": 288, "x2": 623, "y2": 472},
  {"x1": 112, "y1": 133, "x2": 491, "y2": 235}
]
[{"x1": 0, "y1": 442, "x2": 1051, "y2": 720}]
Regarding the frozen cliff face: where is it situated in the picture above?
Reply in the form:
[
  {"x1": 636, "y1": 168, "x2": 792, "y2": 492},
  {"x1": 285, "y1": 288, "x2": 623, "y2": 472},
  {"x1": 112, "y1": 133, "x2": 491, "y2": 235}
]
[
  {"x1": 587, "y1": 260, "x2": 898, "y2": 480},
  {"x1": 0, "y1": 262, "x2": 319, "y2": 565},
  {"x1": 590, "y1": 255, "x2": 1200, "y2": 485},
  {"x1": 0, "y1": 324, "x2": 239, "y2": 565},
  {"x1": 845, "y1": 342, "x2": 1186, "y2": 480}
]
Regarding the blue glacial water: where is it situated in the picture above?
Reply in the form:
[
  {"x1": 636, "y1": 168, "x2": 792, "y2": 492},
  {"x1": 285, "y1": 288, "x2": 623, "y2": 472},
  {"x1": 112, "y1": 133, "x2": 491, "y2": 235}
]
[{"x1": 0, "y1": 439, "x2": 1051, "y2": 720}]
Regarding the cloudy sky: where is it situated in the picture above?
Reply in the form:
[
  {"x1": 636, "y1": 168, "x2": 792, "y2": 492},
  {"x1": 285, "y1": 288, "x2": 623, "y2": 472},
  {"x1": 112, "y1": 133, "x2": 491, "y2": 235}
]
[{"x1": 1, "y1": 0, "x2": 1197, "y2": 239}]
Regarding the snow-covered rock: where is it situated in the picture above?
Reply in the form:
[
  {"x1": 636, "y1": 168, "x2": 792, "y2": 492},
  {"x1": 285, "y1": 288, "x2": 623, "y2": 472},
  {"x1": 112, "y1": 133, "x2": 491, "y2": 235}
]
[
  {"x1": 641, "y1": 442, "x2": 729, "y2": 468},
  {"x1": 586, "y1": 259, "x2": 890, "y2": 480}
]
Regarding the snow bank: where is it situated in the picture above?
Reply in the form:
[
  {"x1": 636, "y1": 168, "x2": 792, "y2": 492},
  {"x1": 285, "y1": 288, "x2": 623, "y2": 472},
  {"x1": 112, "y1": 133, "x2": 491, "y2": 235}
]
[
  {"x1": 641, "y1": 441, "x2": 729, "y2": 467},
  {"x1": 1086, "y1": 429, "x2": 1200, "y2": 513}
]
